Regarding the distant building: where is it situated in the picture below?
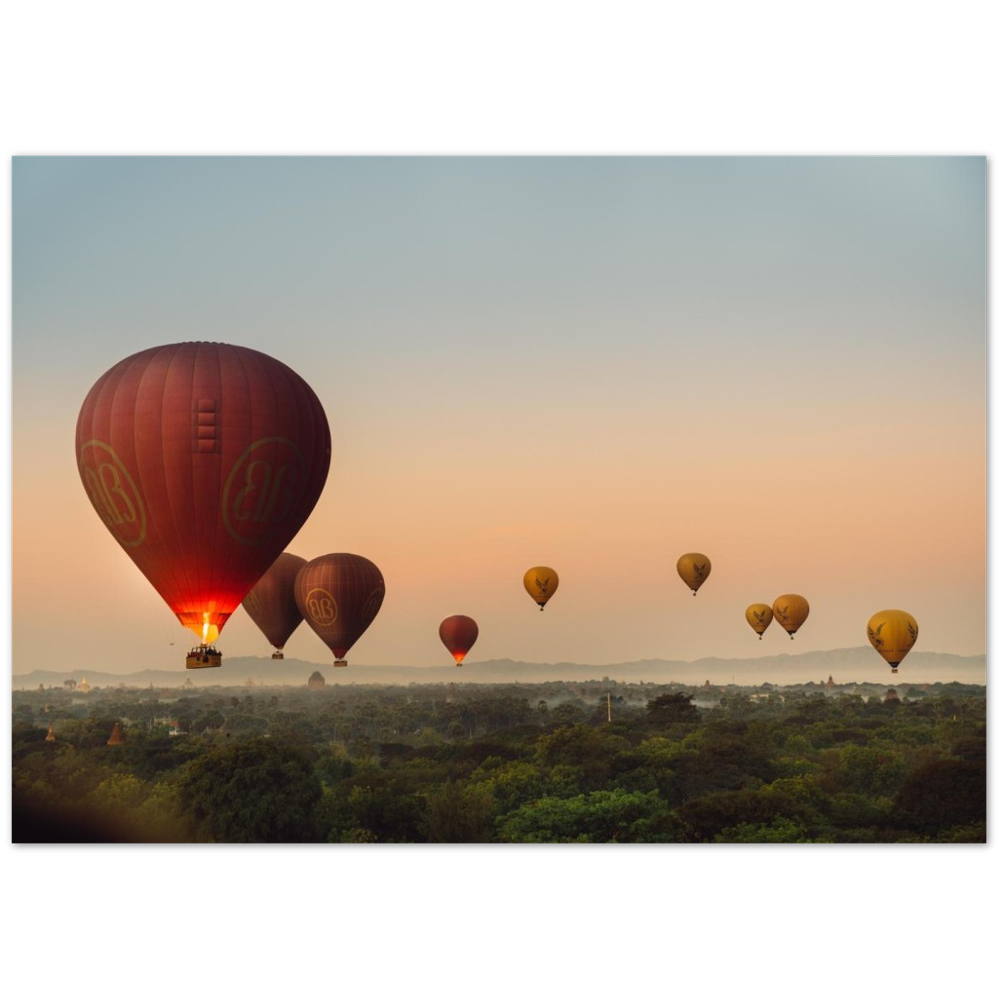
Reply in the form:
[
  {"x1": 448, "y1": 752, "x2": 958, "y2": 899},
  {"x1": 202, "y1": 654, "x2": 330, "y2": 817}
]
[
  {"x1": 45, "y1": 723, "x2": 56, "y2": 743},
  {"x1": 824, "y1": 675, "x2": 836, "y2": 690},
  {"x1": 244, "y1": 677, "x2": 256, "y2": 687},
  {"x1": 885, "y1": 688, "x2": 900, "y2": 703},
  {"x1": 307, "y1": 671, "x2": 326, "y2": 690},
  {"x1": 77, "y1": 677, "x2": 92, "y2": 693},
  {"x1": 106, "y1": 722, "x2": 125, "y2": 746}
]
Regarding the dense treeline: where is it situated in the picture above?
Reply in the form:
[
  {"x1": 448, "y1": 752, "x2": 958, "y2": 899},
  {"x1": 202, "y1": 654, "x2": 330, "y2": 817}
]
[{"x1": 12, "y1": 681, "x2": 985, "y2": 843}]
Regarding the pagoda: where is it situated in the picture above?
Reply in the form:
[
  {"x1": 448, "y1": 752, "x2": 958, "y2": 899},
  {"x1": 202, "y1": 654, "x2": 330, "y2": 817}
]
[
  {"x1": 45, "y1": 722, "x2": 56, "y2": 743},
  {"x1": 77, "y1": 676, "x2": 92, "y2": 693},
  {"x1": 106, "y1": 722, "x2": 125, "y2": 746}
]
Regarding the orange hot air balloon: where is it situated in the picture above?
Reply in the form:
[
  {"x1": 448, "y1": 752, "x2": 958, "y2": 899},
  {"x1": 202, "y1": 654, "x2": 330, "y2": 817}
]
[
  {"x1": 677, "y1": 553, "x2": 711, "y2": 595},
  {"x1": 524, "y1": 567, "x2": 559, "y2": 610},
  {"x1": 76, "y1": 343, "x2": 331, "y2": 668},
  {"x1": 295, "y1": 553, "x2": 385, "y2": 667},
  {"x1": 867, "y1": 610, "x2": 918, "y2": 674},
  {"x1": 745, "y1": 603, "x2": 774, "y2": 640},
  {"x1": 439, "y1": 615, "x2": 479, "y2": 666},
  {"x1": 242, "y1": 553, "x2": 308, "y2": 658},
  {"x1": 772, "y1": 594, "x2": 809, "y2": 639}
]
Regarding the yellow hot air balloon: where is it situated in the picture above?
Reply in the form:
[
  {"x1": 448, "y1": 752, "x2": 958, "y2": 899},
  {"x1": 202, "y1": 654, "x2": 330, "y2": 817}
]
[
  {"x1": 772, "y1": 594, "x2": 809, "y2": 639},
  {"x1": 746, "y1": 603, "x2": 773, "y2": 640},
  {"x1": 524, "y1": 566, "x2": 559, "y2": 611},
  {"x1": 677, "y1": 553, "x2": 711, "y2": 595},
  {"x1": 867, "y1": 610, "x2": 918, "y2": 674}
]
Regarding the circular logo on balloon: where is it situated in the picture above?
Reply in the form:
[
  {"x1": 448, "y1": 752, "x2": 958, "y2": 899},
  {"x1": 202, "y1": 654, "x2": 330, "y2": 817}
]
[
  {"x1": 305, "y1": 588, "x2": 338, "y2": 627},
  {"x1": 222, "y1": 437, "x2": 308, "y2": 544},
  {"x1": 78, "y1": 439, "x2": 147, "y2": 547},
  {"x1": 361, "y1": 585, "x2": 385, "y2": 624}
]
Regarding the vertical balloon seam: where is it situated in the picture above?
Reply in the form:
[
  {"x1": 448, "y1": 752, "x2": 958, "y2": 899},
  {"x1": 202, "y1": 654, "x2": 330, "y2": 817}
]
[
  {"x1": 77, "y1": 352, "x2": 116, "y2": 533},
  {"x1": 142, "y1": 345, "x2": 190, "y2": 627},
  {"x1": 201, "y1": 341, "x2": 228, "y2": 627},
  {"x1": 285, "y1": 554, "x2": 308, "y2": 647},
  {"x1": 275, "y1": 552, "x2": 294, "y2": 649},
  {"x1": 279, "y1": 556, "x2": 297, "y2": 648},
  {"x1": 211, "y1": 342, "x2": 252, "y2": 628},
  {"x1": 234, "y1": 344, "x2": 268, "y2": 612},
  {"x1": 209, "y1": 343, "x2": 232, "y2": 627},
  {"x1": 135, "y1": 346, "x2": 177, "y2": 624},
  {"x1": 190, "y1": 341, "x2": 216, "y2": 624},
  {"x1": 78, "y1": 355, "x2": 123, "y2": 581},
  {"x1": 174, "y1": 344, "x2": 205, "y2": 627},
  {"x1": 332, "y1": 558, "x2": 342, "y2": 657},
  {"x1": 349, "y1": 553, "x2": 359, "y2": 658}
]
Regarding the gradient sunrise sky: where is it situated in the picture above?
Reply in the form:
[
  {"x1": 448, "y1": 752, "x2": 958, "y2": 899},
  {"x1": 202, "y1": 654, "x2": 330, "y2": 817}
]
[{"x1": 12, "y1": 156, "x2": 985, "y2": 672}]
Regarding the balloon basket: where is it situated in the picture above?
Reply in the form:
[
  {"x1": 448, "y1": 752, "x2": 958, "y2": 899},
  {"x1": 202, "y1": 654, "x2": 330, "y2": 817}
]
[
  {"x1": 186, "y1": 646, "x2": 222, "y2": 669},
  {"x1": 271, "y1": 651, "x2": 284, "y2": 660},
  {"x1": 333, "y1": 659, "x2": 348, "y2": 668}
]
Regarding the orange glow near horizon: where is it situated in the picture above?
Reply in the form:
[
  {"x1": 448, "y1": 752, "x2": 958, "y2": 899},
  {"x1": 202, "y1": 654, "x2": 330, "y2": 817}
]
[{"x1": 11, "y1": 157, "x2": 985, "y2": 673}]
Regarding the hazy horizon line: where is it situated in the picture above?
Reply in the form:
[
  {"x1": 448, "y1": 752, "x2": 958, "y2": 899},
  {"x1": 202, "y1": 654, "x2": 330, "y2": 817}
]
[{"x1": 11, "y1": 643, "x2": 986, "y2": 680}]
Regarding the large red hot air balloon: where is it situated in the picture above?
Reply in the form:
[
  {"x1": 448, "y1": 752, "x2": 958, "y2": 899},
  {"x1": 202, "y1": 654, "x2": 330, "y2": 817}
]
[
  {"x1": 76, "y1": 343, "x2": 331, "y2": 668},
  {"x1": 242, "y1": 552, "x2": 308, "y2": 658},
  {"x1": 294, "y1": 553, "x2": 385, "y2": 667},
  {"x1": 439, "y1": 615, "x2": 479, "y2": 666}
]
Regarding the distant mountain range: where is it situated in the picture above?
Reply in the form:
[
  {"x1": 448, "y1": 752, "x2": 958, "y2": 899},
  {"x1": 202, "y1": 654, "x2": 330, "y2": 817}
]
[{"x1": 12, "y1": 647, "x2": 986, "y2": 689}]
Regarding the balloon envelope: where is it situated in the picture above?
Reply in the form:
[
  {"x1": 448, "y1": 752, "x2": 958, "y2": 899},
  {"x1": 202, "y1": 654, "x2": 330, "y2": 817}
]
[
  {"x1": 524, "y1": 566, "x2": 559, "y2": 610},
  {"x1": 242, "y1": 552, "x2": 308, "y2": 651},
  {"x1": 867, "y1": 610, "x2": 918, "y2": 673},
  {"x1": 746, "y1": 603, "x2": 774, "y2": 639},
  {"x1": 677, "y1": 553, "x2": 711, "y2": 595},
  {"x1": 439, "y1": 615, "x2": 479, "y2": 665},
  {"x1": 772, "y1": 595, "x2": 809, "y2": 638},
  {"x1": 76, "y1": 343, "x2": 331, "y2": 646},
  {"x1": 295, "y1": 553, "x2": 385, "y2": 664}
]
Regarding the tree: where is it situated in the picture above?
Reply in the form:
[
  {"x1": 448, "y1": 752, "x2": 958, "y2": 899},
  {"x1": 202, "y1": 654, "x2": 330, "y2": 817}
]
[
  {"x1": 645, "y1": 693, "x2": 698, "y2": 725},
  {"x1": 425, "y1": 781, "x2": 495, "y2": 842},
  {"x1": 180, "y1": 738, "x2": 322, "y2": 842},
  {"x1": 497, "y1": 789, "x2": 677, "y2": 843},
  {"x1": 549, "y1": 701, "x2": 585, "y2": 726},
  {"x1": 716, "y1": 816, "x2": 814, "y2": 843},
  {"x1": 894, "y1": 759, "x2": 986, "y2": 837}
]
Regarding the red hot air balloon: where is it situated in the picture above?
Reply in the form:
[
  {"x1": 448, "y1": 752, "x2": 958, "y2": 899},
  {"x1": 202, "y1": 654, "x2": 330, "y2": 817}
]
[
  {"x1": 76, "y1": 343, "x2": 331, "y2": 668},
  {"x1": 439, "y1": 615, "x2": 479, "y2": 666},
  {"x1": 242, "y1": 552, "x2": 308, "y2": 658},
  {"x1": 294, "y1": 553, "x2": 385, "y2": 667}
]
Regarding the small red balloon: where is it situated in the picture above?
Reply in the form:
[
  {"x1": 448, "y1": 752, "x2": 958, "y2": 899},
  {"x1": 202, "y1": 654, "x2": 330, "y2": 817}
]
[{"x1": 439, "y1": 615, "x2": 479, "y2": 665}]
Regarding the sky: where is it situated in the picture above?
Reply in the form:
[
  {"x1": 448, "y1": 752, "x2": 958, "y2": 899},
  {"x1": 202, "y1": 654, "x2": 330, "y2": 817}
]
[{"x1": 11, "y1": 156, "x2": 986, "y2": 673}]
